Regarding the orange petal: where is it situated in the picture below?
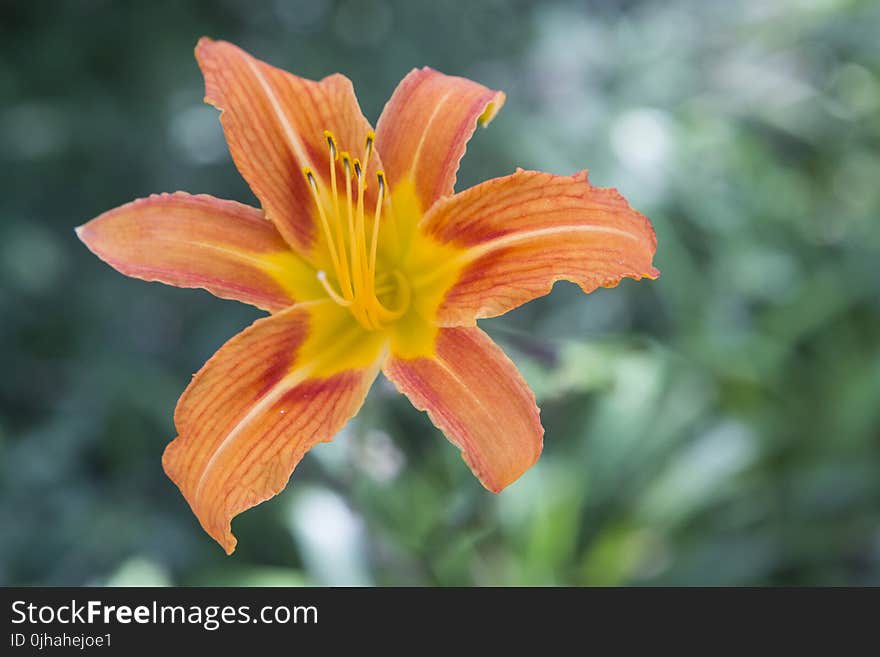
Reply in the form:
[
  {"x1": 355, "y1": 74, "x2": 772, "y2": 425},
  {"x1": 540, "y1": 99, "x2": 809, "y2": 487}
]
[
  {"x1": 375, "y1": 67, "x2": 505, "y2": 212},
  {"x1": 383, "y1": 326, "x2": 542, "y2": 492},
  {"x1": 163, "y1": 302, "x2": 386, "y2": 553},
  {"x1": 76, "y1": 192, "x2": 309, "y2": 312},
  {"x1": 419, "y1": 169, "x2": 660, "y2": 325},
  {"x1": 196, "y1": 38, "x2": 380, "y2": 258}
]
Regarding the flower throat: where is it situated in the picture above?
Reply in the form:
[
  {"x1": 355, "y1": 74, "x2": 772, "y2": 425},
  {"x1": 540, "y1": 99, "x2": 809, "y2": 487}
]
[{"x1": 303, "y1": 130, "x2": 409, "y2": 331}]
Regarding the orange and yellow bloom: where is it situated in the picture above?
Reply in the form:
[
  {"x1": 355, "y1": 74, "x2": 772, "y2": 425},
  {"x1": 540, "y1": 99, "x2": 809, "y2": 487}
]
[{"x1": 77, "y1": 39, "x2": 659, "y2": 553}]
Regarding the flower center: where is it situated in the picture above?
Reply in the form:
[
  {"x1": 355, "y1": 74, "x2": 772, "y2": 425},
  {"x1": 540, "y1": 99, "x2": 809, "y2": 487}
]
[{"x1": 303, "y1": 130, "x2": 409, "y2": 331}]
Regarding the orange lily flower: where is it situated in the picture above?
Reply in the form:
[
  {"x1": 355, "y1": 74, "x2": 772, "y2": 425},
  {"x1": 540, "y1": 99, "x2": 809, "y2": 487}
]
[{"x1": 77, "y1": 39, "x2": 659, "y2": 554}]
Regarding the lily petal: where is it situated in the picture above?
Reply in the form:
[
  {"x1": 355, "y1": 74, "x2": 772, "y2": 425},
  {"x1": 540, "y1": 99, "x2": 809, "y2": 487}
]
[
  {"x1": 196, "y1": 38, "x2": 380, "y2": 258},
  {"x1": 163, "y1": 302, "x2": 386, "y2": 553},
  {"x1": 376, "y1": 67, "x2": 505, "y2": 213},
  {"x1": 76, "y1": 192, "x2": 311, "y2": 312},
  {"x1": 419, "y1": 169, "x2": 659, "y2": 326},
  {"x1": 383, "y1": 326, "x2": 542, "y2": 492}
]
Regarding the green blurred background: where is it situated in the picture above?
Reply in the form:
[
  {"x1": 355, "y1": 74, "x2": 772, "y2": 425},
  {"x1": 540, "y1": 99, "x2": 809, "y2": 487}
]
[{"x1": 2, "y1": 0, "x2": 879, "y2": 586}]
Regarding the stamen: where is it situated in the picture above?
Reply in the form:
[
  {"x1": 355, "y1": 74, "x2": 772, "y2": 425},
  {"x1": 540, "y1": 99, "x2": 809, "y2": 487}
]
[
  {"x1": 322, "y1": 131, "x2": 351, "y2": 299},
  {"x1": 379, "y1": 170, "x2": 400, "y2": 253},
  {"x1": 324, "y1": 130, "x2": 338, "y2": 161},
  {"x1": 352, "y1": 157, "x2": 368, "y2": 322},
  {"x1": 369, "y1": 171, "x2": 386, "y2": 285},
  {"x1": 305, "y1": 131, "x2": 408, "y2": 330},
  {"x1": 304, "y1": 167, "x2": 343, "y2": 286},
  {"x1": 317, "y1": 271, "x2": 351, "y2": 306},
  {"x1": 340, "y1": 152, "x2": 359, "y2": 303},
  {"x1": 363, "y1": 131, "x2": 375, "y2": 166}
]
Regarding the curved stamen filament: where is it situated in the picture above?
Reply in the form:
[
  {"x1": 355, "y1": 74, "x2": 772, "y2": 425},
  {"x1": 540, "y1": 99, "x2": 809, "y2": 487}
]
[
  {"x1": 304, "y1": 168, "x2": 344, "y2": 291},
  {"x1": 352, "y1": 157, "x2": 369, "y2": 321},
  {"x1": 374, "y1": 270, "x2": 411, "y2": 322},
  {"x1": 323, "y1": 131, "x2": 351, "y2": 299},
  {"x1": 367, "y1": 171, "x2": 385, "y2": 300},
  {"x1": 317, "y1": 270, "x2": 351, "y2": 306},
  {"x1": 303, "y1": 131, "x2": 407, "y2": 330},
  {"x1": 340, "y1": 153, "x2": 357, "y2": 296}
]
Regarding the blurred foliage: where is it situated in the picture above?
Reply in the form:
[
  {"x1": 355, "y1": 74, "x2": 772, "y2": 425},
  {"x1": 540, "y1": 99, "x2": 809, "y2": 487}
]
[{"x1": 1, "y1": 0, "x2": 879, "y2": 586}]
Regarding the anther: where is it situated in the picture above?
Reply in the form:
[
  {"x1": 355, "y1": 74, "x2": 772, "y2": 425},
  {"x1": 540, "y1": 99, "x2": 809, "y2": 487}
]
[
  {"x1": 364, "y1": 131, "x2": 375, "y2": 163},
  {"x1": 323, "y1": 130, "x2": 338, "y2": 160},
  {"x1": 353, "y1": 158, "x2": 363, "y2": 181}
]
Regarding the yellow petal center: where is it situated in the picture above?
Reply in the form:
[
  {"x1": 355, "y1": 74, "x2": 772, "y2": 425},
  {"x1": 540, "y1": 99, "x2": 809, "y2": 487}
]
[{"x1": 304, "y1": 131, "x2": 410, "y2": 331}]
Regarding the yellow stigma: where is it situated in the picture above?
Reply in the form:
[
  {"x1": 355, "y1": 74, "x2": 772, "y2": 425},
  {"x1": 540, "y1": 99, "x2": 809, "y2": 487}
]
[{"x1": 304, "y1": 131, "x2": 409, "y2": 330}]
